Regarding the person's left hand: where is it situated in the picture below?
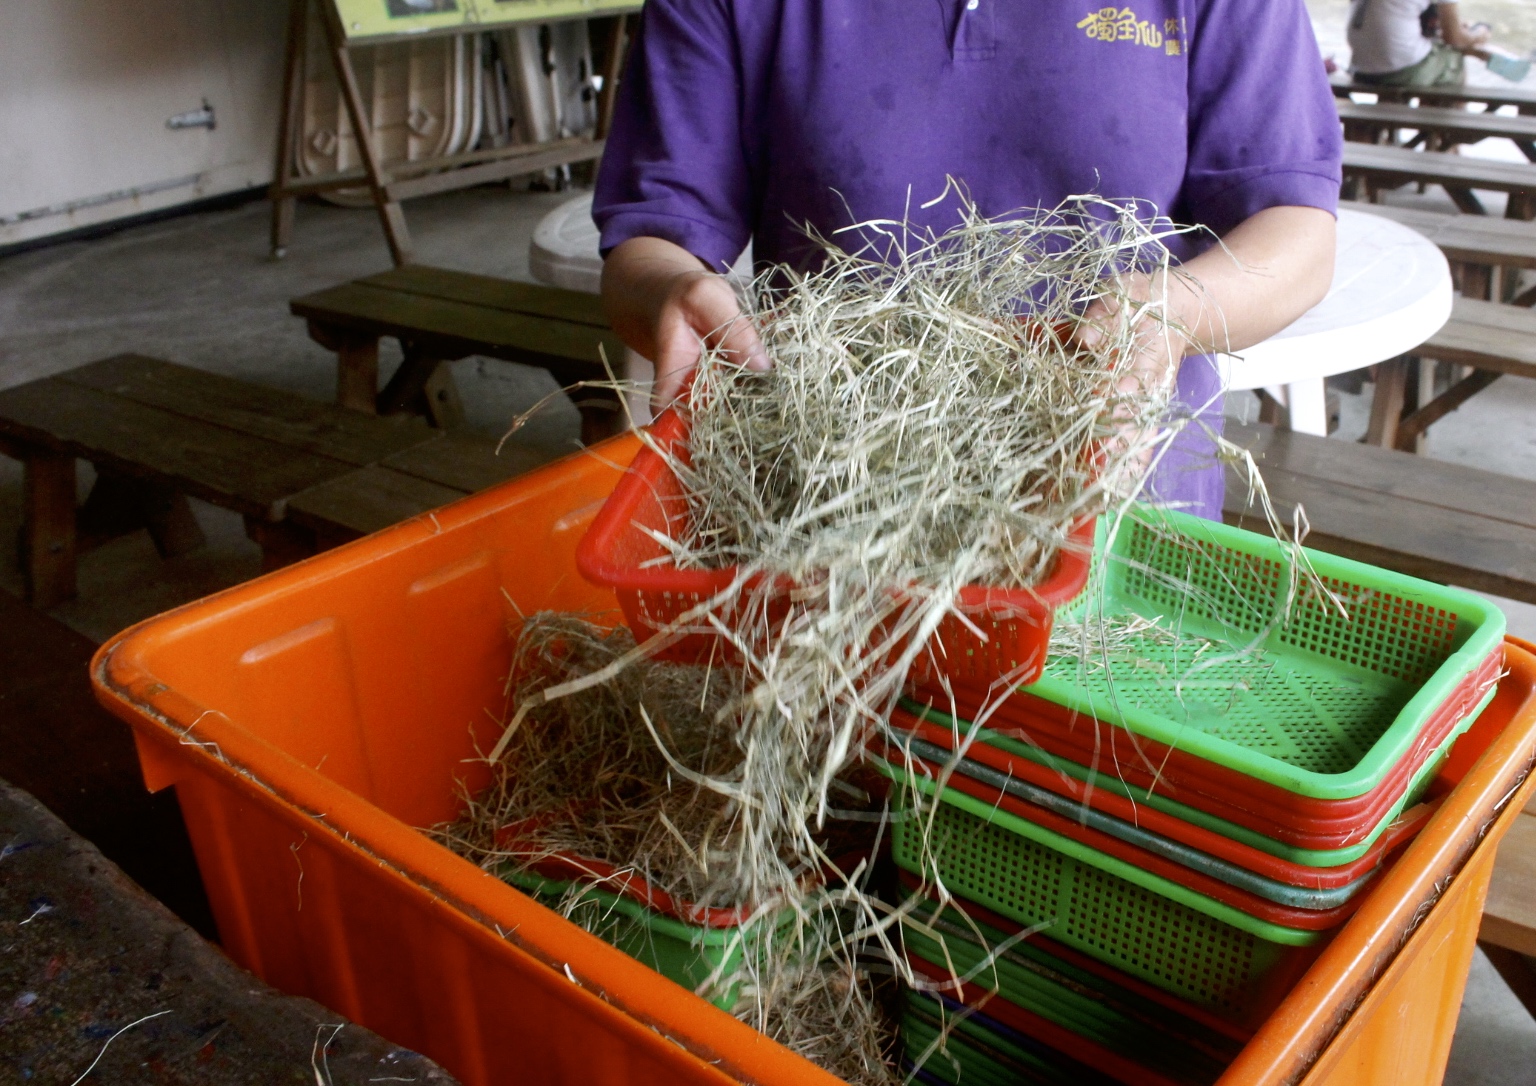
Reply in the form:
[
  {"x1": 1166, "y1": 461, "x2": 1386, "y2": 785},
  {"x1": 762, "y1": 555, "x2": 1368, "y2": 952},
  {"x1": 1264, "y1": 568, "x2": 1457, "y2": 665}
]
[
  {"x1": 1075, "y1": 270, "x2": 1188, "y2": 401},
  {"x1": 1072, "y1": 271, "x2": 1191, "y2": 480}
]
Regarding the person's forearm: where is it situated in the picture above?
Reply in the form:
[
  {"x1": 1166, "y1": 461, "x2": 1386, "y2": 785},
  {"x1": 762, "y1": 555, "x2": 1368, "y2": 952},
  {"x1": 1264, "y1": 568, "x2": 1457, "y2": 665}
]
[
  {"x1": 1436, "y1": 3, "x2": 1489, "y2": 50},
  {"x1": 1169, "y1": 205, "x2": 1336, "y2": 356},
  {"x1": 601, "y1": 236, "x2": 714, "y2": 362},
  {"x1": 601, "y1": 235, "x2": 769, "y2": 406}
]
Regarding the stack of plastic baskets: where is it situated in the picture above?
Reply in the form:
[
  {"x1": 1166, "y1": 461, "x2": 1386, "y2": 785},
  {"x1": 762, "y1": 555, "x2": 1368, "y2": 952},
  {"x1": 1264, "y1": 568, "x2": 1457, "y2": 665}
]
[{"x1": 877, "y1": 506, "x2": 1506, "y2": 1083}]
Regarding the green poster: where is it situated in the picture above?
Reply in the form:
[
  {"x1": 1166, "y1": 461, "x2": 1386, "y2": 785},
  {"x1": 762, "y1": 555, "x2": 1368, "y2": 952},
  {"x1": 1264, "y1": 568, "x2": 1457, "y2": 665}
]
[{"x1": 333, "y1": 0, "x2": 641, "y2": 41}]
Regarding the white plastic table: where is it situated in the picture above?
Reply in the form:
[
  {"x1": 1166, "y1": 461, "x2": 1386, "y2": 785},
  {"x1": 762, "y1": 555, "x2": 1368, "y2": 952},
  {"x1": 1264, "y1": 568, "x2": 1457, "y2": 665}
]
[
  {"x1": 530, "y1": 198, "x2": 1452, "y2": 436},
  {"x1": 1217, "y1": 205, "x2": 1452, "y2": 435}
]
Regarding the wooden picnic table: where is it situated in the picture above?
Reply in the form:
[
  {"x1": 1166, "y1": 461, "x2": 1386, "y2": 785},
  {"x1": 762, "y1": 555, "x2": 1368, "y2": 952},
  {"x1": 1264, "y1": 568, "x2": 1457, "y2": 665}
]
[
  {"x1": 291, "y1": 265, "x2": 628, "y2": 442},
  {"x1": 1341, "y1": 141, "x2": 1536, "y2": 217},
  {"x1": 0, "y1": 354, "x2": 555, "y2": 606},
  {"x1": 1349, "y1": 202, "x2": 1536, "y2": 268},
  {"x1": 1338, "y1": 100, "x2": 1536, "y2": 160},
  {"x1": 1333, "y1": 77, "x2": 1536, "y2": 115}
]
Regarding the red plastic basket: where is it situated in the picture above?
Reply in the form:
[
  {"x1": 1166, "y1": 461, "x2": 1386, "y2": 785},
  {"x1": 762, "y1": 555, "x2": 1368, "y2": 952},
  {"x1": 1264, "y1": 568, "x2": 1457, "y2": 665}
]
[
  {"x1": 876, "y1": 745, "x2": 1421, "y2": 929},
  {"x1": 908, "y1": 645, "x2": 1500, "y2": 849},
  {"x1": 575, "y1": 409, "x2": 1095, "y2": 681},
  {"x1": 886, "y1": 710, "x2": 1434, "y2": 887}
]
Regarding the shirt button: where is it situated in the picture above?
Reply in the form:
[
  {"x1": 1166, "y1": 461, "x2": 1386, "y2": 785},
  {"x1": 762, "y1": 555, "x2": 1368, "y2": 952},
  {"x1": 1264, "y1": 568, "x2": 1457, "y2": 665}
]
[{"x1": 966, "y1": 0, "x2": 979, "y2": 7}]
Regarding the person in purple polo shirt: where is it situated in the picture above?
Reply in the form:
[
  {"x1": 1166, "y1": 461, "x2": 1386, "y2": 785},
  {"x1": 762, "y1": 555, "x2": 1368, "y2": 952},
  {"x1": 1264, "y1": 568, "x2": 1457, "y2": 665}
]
[{"x1": 592, "y1": 0, "x2": 1343, "y2": 520}]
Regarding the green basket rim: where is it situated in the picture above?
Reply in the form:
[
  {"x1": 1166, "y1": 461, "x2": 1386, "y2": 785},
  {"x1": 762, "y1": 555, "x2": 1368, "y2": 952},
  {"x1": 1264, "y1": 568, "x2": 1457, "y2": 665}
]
[
  {"x1": 898, "y1": 683, "x2": 1494, "y2": 866},
  {"x1": 886, "y1": 766, "x2": 1325, "y2": 946},
  {"x1": 1022, "y1": 506, "x2": 1505, "y2": 799}
]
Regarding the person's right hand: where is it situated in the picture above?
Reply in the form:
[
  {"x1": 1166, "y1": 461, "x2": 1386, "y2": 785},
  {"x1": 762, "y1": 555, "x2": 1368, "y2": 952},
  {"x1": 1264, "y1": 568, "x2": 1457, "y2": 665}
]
[{"x1": 602, "y1": 236, "x2": 770, "y2": 409}]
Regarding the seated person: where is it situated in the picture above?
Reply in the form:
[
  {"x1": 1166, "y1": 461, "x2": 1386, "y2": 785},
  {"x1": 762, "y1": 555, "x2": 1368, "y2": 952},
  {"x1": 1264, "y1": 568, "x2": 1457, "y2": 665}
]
[{"x1": 1348, "y1": 0, "x2": 1492, "y2": 87}]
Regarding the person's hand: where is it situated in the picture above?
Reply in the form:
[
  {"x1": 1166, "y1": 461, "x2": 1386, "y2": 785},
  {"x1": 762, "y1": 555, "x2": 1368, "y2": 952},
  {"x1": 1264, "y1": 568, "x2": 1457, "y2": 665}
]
[
  {"x1": 602, "y1": 236, "x2": 770, "y2": 410},
  {"x1": 1075, "y1": 271, "x2": 1187, "y2": 402},
  {"x1": 648, "y1": 269, "x2": 770, "y2": 406},
  {"x1": 1073, "y1": 272, "x2": 1190, "y2": 483}
]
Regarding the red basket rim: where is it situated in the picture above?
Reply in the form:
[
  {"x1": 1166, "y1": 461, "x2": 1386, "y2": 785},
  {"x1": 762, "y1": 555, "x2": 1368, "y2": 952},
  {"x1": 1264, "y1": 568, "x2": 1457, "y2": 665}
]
[
  {"x1": 905, "y1": 646, "x2": 1500, "y2": 846},
  {"x1": 904, "y1": 952, "x2": 1192, "y2": 1086},
  {"x1": 576, "y1": 408, "x2": 1098, "y2": 609},
  {"x1": 885, "y1": 746, "x2": 1423, "y2": 930},
  {"x1": 884, "y1": 709, "x2": 1436, "y2": 884}
]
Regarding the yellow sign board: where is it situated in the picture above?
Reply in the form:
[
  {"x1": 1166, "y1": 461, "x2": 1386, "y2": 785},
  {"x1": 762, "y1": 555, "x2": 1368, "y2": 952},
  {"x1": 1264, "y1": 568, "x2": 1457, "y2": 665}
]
[{"x1": 333, "y1": 0, "x2": 641, "y2": 42}]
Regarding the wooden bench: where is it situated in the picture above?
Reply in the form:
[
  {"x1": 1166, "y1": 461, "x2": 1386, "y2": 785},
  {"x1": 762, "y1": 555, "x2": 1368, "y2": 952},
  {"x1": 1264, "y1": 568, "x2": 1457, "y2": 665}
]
[
  {"x1": 0, "y1": 355, "x2": 554, "y2": 608},
  {"x1": 1481, "y1": 797, "x2": 1536, "y2": 1018},
  {"x1": 291, "y1": 264, "x2": 630, "y2": 444},
  {"x1": 1339, "y1": 99, "x2": 1536, "y2": 159},
  {"x1": 1342, "y1": 141, "x2": 1536, "y2": 218},
  {"x1": 1223, "y1": 419, "x2": 1536, "y2": 605}
]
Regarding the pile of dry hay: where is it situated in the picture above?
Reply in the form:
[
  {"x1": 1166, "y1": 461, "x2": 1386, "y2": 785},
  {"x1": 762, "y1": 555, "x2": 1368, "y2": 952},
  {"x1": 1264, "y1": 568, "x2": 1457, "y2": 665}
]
[{"x1": 447, "y1": 195, "x2": 1243, "y2": 1082}]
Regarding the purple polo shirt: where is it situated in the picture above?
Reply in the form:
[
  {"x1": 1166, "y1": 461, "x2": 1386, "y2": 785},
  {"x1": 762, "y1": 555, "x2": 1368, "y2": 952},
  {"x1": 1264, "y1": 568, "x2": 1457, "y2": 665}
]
[{"x1": 594, "y1": 0, "x2": 1343, "y2": 519}]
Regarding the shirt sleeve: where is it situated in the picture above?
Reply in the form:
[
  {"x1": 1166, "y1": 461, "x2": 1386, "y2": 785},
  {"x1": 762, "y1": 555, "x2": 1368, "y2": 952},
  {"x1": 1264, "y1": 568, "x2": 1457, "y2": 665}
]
[
  {"x1": 592, "y1": 0, "x2": 752, "y2": 273},
  {"x1": 1181, "y1": 0, "x2": 1343, "y2": 235}
]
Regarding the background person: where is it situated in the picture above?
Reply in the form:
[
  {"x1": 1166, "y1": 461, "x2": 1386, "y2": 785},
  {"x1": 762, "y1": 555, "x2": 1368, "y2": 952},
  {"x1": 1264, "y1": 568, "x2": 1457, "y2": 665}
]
[{"x1": 1349, "y1": 0, "x2": 1494, "y2": 87}]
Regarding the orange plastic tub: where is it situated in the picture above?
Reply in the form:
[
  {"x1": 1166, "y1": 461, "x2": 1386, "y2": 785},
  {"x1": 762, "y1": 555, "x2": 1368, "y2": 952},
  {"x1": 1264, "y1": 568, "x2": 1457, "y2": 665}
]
[{"x1": 92, "y1": 434, "x2": 1536, "y2": 1086}]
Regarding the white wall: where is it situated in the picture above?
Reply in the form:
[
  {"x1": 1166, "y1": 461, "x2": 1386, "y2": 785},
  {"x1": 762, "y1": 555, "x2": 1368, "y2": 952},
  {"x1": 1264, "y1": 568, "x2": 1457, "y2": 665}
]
[{"x1": 0, "y1": 0, "x2": 287, "y2": 247}]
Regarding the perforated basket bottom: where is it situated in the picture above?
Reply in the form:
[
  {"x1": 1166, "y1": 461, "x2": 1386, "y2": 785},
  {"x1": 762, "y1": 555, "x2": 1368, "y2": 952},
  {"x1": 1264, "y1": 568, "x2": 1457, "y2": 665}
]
[
  {"x1": 1039, "y1": 629, "x2": 1412, "y2": 774},
  {"x1": 894, "y1": 800, "x2": 1295, "y2": 1012}
]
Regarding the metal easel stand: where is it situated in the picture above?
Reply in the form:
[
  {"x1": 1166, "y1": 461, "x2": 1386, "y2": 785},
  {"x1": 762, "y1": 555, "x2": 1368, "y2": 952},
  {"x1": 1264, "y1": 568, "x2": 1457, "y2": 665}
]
[{"x1": 267, "y1": 0, "x2": 629, "y2": 266}]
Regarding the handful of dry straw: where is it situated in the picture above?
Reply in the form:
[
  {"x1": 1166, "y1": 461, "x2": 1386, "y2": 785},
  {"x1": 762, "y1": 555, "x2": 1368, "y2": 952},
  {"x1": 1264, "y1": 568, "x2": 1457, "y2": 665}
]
[{"x1": 450, "y1": 194, "x2": 1218, "y2": 1082}]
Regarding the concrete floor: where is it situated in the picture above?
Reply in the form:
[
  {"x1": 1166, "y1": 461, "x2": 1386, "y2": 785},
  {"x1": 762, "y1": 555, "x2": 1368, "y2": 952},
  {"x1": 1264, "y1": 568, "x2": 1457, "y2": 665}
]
[{"x1": 3, "y1": 184, "x2": 1536, "y2": 1081}]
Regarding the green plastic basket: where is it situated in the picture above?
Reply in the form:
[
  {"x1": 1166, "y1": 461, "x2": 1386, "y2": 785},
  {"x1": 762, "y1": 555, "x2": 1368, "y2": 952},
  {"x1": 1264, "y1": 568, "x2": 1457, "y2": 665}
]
[
  {"x1": 503, "y1": 869, "x2": 781, "y2": 1010},
  {"x1": 890, "y1": 785, "x2": 1326, "y2": 1016},
  {"x1": 901, "y1": 892, "x2": 1238, "y2": 1082},
  {"x1": 997, "y1": 506, "x2": 1505, "y2": 799},
  {"x1": 902, "y1": 991, "x2": 1092, "y2": 1086},
  {"x1": 898, "y1": 689, "x2": 1489, "y2": 867}
]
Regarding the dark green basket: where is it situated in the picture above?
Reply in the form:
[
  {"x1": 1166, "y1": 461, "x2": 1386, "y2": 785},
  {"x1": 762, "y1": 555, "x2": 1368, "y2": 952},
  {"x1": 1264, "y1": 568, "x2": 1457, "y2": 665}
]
[
  {"x1": 901, "y1": 890, "x2": 1237, "y2": 1084},
  {"x1": 902, "y1": 990, "x2": 1114, "y2": 1086},
  {"x1": 890, "y1": 790, "x2": 1323, "y2": 1016}
]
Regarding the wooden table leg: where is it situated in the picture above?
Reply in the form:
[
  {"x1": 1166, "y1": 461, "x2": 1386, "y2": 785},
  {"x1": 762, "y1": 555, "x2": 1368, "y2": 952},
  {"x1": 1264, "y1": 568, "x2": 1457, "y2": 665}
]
[
  {"x1": 378, "y1": 344, "x2": 467, "y2": 427},
  {"x1": 243, "y1": 516, "x2": 317, "y2": 572},
  {"x1": 421, "y1": 363, "x2": 465, "y2": 429},
  {"x1": 1365, "y1": 358, "x2": 1408, "y2": 448},
  {"x1": 576, "y1": 388, "x2": 626, "y2": 446},
  {"x1": 24, "y1": 454, "x2": 76, "y2": 609},
  {"x1": 377, "y1": 345, "x2": 443, "y2": 418},
  {"x1": 78, "y1": 472, "x2": 206, "y2": 558},
  {"x1": 1460, "y1": 263, "x2": 1493, "y2": 301},
  {"x1": 307, "y1": 321, "x2": 381, "y2": 413},
  {"x1": 337, "y1": 336, "x2": 381, "y2": 414},
  {"x1": 1394, "y1": 369, "x2": 1500, "y2": 451}
]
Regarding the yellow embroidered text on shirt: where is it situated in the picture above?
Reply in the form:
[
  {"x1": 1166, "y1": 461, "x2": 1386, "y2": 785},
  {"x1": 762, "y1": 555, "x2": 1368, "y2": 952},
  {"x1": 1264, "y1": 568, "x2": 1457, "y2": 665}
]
[{"x1": 1076, "y1": 7, "x2": 1184, "y2": 52}]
